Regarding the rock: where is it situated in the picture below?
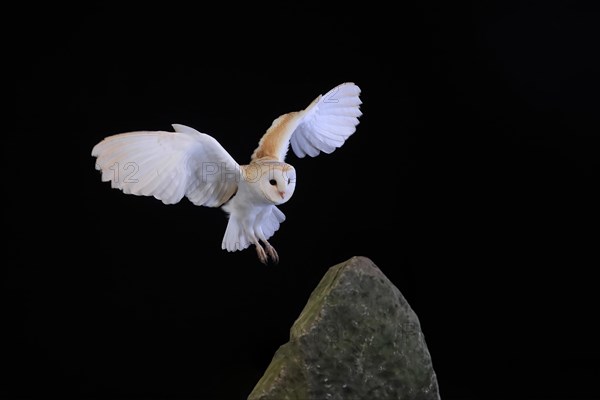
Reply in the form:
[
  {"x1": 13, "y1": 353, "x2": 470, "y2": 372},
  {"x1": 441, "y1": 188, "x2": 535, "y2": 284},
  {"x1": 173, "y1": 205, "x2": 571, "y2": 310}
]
[{"x1": 248, "y1": 256, "x2": 440, "y2": 400}]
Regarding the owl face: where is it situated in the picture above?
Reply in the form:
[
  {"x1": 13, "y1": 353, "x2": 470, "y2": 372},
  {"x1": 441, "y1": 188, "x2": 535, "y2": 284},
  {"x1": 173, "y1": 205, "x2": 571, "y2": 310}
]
[{"x1": 257, "y1": 162, "x2": 296, "y2": 205}]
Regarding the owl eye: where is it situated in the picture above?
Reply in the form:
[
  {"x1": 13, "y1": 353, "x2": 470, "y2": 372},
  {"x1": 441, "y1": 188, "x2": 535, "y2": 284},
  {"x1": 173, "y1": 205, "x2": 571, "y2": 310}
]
[
  {"x1": 269, "y1": 179, "x2": 277, "y2": 186},
  {"x1": 287, "y1": 178, "x2": 291, "y2": 184}
]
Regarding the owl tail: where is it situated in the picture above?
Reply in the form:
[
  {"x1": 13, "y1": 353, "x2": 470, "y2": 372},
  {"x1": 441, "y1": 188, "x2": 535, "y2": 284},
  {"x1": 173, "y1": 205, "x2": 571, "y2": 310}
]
[{"x1": 221, "y1": 204, "x2": 285, "y2": 252}]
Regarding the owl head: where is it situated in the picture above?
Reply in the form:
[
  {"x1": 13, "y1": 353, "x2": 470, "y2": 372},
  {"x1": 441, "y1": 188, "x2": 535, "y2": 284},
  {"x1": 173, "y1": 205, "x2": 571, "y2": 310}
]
[{"x1": 253, "y1": 161, "x2": 296, "y2": 205}]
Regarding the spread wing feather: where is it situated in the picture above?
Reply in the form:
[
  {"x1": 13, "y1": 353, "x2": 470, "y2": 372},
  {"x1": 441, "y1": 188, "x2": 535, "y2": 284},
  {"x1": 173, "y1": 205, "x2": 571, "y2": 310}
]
[
  {"x1": 92, "y1": 124, "x2": 240, "y2": 207},
  {"x1": 251, "y1": 82, "x2": 362, "y2": 162}
]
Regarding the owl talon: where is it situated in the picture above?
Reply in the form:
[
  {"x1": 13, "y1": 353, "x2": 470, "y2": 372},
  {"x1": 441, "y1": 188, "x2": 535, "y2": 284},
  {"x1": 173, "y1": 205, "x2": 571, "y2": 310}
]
[
  {"x1": 255, "y1": 244, "x2": 268, "y2": 265},
  {"x1": 265, "y1": 244, "x2": 279, "y2": 264}
]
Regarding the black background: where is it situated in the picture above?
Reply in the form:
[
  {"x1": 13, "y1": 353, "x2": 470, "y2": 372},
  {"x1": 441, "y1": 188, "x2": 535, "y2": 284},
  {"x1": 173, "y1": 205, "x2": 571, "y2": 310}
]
[{"x1": 8, "y1": 3, "x2": 599, "y2": 399}]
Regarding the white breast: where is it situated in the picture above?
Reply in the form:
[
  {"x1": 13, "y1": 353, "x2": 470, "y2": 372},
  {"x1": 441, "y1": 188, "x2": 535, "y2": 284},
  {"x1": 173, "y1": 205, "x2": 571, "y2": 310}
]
[{"x1": 220, "y1": 179, "x2": 286, "y2": 252}]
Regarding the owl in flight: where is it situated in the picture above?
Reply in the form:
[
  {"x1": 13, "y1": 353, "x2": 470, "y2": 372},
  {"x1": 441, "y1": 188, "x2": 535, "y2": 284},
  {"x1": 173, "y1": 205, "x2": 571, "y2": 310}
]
[{"x1": 92, "y1": 82, "x2": 362, "y2": 263}]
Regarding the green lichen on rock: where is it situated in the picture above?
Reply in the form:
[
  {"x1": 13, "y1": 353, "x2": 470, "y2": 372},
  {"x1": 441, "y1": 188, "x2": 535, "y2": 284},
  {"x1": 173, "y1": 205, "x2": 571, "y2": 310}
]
[{"x1": 248, "y1": 256, "x2": 440, "y2": 400}]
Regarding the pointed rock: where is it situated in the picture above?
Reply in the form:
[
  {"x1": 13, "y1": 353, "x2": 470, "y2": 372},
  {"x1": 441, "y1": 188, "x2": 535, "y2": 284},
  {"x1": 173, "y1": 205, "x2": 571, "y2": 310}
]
[{"x1": 248, "y1": 256, "x2": 440, "y2": 400}]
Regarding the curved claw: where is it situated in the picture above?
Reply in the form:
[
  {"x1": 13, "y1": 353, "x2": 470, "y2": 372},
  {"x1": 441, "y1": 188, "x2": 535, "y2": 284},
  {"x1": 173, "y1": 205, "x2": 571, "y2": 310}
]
[
  {"x1": 265, "y1": 244, "x2": 279, "y2": 264},
  {"x1": 255, "y1": 244, "x2": 268, "y2": 265}
]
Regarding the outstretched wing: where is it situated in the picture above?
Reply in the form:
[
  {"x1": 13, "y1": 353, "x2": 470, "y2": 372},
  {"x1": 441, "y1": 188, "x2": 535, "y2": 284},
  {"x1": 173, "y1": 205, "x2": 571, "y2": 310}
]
[
  {"x1": 92, "y1": 124, "x2": 240, "y2": 207},
  {"x1": 251, "y1": 82, "x2": 362, "y2": 162}
]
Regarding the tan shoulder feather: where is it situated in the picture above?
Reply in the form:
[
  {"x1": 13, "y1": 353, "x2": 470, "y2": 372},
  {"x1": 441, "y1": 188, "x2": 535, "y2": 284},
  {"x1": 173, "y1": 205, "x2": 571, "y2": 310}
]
[{"x1": 251, "y1": 111, "x2": 303, "y2": 162}]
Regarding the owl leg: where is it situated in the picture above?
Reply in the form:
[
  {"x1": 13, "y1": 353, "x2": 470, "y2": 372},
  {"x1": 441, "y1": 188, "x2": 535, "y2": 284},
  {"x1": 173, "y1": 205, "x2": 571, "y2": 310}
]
[
  {"x1": 264, "y1": 243, "x2": 279, "y2": 264},
  {"x1": 256, "y1": 230, "x2": 279, "y2": 264},
  {"x1": 254, "y1": 243, "x2": 268, "y2": 265},
  {"x1": 247, "y1": 231, "x2": 268, "y2": 264}
]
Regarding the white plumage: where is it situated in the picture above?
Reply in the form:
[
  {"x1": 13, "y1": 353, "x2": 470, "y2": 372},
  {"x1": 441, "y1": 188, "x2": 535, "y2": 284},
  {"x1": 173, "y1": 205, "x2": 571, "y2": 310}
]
[{"x1": 92, "y1": 82, "x2": 362, "y2": 263}]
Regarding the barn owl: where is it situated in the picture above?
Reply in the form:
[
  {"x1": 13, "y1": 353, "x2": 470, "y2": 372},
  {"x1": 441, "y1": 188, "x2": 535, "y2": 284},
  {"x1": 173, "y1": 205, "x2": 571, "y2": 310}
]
[{"x1": 92, "y1": 82, "x2": 362, "y2": 263}]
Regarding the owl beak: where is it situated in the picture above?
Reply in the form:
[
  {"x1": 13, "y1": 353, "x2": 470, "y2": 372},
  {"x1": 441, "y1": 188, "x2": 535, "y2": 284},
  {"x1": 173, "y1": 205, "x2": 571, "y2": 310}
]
[{"x1": 279, "y1": 191, "x2": 285, "y2": 199}]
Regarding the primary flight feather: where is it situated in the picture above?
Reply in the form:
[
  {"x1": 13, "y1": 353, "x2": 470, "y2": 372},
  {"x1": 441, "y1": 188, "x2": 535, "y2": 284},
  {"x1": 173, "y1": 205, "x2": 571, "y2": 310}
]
[{"x1": 91, "y1": 82, "x2": 362, "y2": 263}]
